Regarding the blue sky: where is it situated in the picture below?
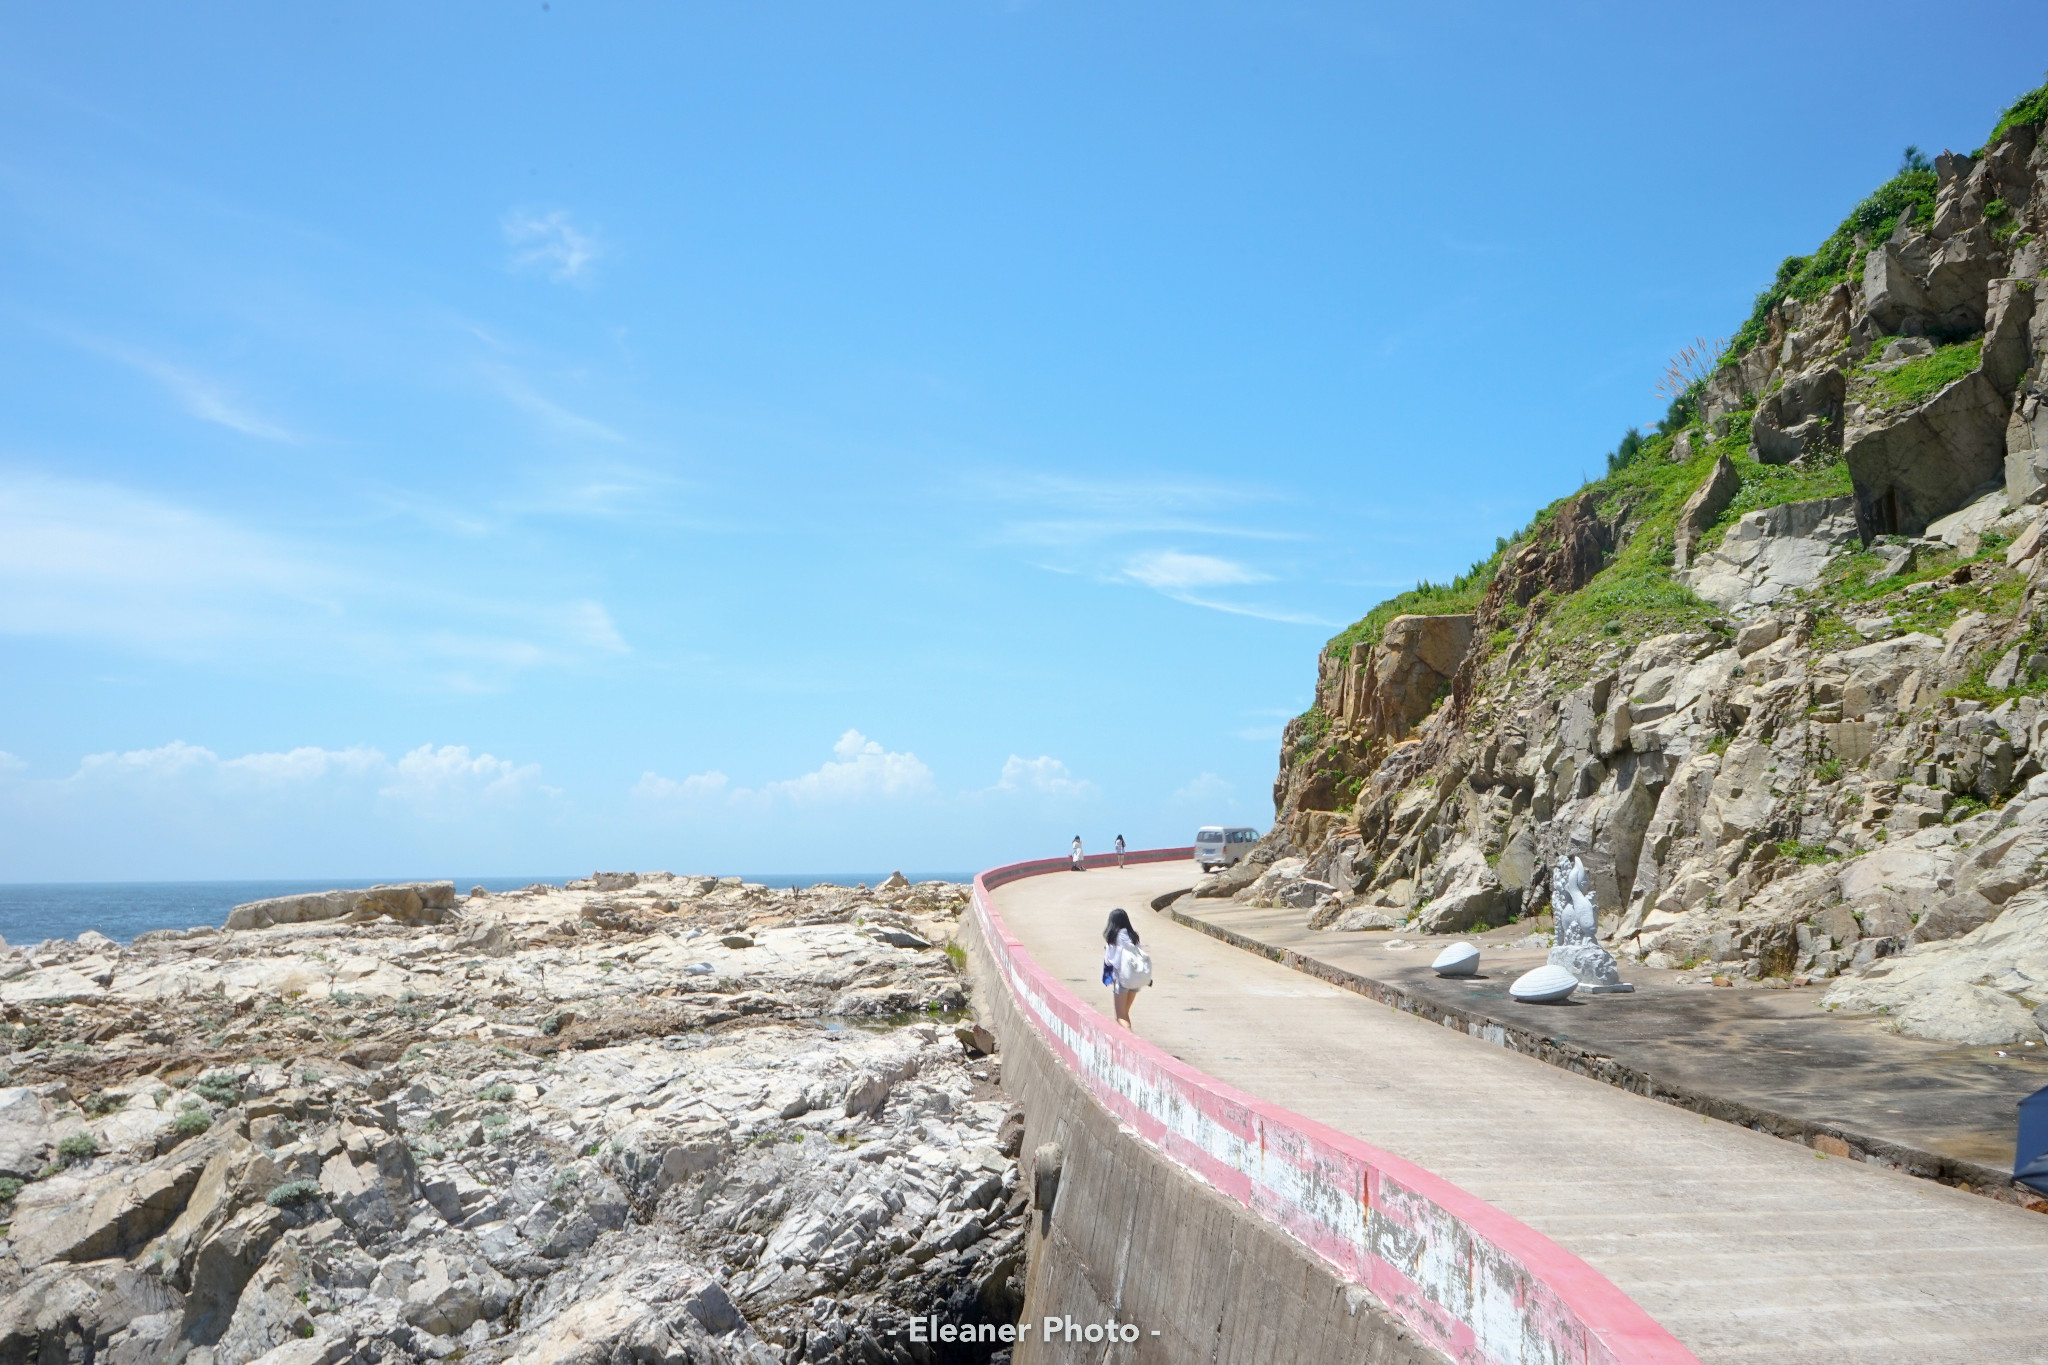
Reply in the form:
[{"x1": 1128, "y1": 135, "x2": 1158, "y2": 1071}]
[{"x1": 1, "y1": 3, "x2": 2043, "y2": 881}]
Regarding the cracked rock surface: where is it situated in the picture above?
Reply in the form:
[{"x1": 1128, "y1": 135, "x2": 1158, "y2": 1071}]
[{"x1": 0, "y1": 874, "x2": 1027, "y2": 1363}]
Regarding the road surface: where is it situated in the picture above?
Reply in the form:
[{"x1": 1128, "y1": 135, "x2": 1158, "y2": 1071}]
[{"x1": 990, "y1": 860, "x2": 2048, "y2": 1365}]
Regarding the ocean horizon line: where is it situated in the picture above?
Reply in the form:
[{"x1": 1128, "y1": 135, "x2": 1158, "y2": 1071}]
[{"x1": 0, "y1": 871, "x2": 982, "y2": 946}]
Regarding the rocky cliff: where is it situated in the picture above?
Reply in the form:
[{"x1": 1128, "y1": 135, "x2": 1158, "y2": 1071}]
[
  {"x1": 1255, "y1": 80, "x2": 2048, "y2": 1049},
  {"x1": 0, "y1": 874, "x2": 1026, "y2": 1363}
]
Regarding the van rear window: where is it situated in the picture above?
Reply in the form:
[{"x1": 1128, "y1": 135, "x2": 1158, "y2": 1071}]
[{"x1": 1197, "y1": 829, "x2": 1224, "y2": 842}]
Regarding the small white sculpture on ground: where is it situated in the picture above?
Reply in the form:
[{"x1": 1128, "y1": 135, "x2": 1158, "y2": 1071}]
[
  {"x1": 1509, "y1": 962, "x2": 1579, "y2": 1003},
  {"x1": 1546, "y1": 855, "x2": 1634, "y2": 994},
  {"x1": 1432, "y1": 942, "x2": 1480, "y2": 977}
]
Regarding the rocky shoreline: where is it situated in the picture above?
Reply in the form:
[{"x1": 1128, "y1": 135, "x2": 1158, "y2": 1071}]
[{"x1": 0, "y1": 873, "x2": 1026, "y2": 1364}]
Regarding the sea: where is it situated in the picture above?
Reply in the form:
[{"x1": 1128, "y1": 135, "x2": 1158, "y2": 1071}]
[{"x1": 0, "y1": 872, "x2": 976, "y2": 947}]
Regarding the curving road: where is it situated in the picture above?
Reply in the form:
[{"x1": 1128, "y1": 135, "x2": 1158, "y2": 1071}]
[{"x1": 991, "y1": 860, "x2": 2048, "y2": 1365}]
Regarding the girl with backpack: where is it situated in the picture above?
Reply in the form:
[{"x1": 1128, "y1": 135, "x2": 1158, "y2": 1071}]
[{"x1": 1101, "y1": 908, "x2": 1151, "y2": 1030}]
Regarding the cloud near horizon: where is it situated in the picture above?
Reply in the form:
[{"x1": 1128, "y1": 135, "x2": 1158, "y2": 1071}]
[
  {"x1": 9, "y1": 739, "x2": 551, "y2": 806},
  {"x1": 990, "y1": 754, "x2": 1095, "y2": 799},
  {"x1": 747, "y1": 730, "x2": 935, "y2": 805},
  {"x1": 636, "y1": 734, "x2": 1099, "y2": 810}
]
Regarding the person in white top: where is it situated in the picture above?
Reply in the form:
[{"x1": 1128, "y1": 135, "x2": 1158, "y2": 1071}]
[
  {"x1": 1101, "y1": 907, "x2": 1143, "y2": 1030},
  {"x1": 1070, "y1": 835, "x2": 1085, "y2": 871},
  {"x1": 1114, "y1": 834, "x2": 1126, "y2": 868}
]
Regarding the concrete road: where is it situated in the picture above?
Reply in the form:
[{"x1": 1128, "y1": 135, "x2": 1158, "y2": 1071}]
[{"x1": 992, "y1": 861, "x2": 2048, "y2": 1365}]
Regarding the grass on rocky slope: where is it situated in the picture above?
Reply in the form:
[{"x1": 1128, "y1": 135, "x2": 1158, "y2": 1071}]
[
  {"x1": 1804, "y1": 531, "x2": 2031, "y2": 667},
  {"x1": 1322, "y1": 550, "x2": 1502, "y2": 659},
  {"x1": 1862, "y1": 339, "x2": 1983, "y2": 410},
  {"x1": 1990, "y1": 77, "x2": 2048, "y2": 145},
  {"x1": 1542, "y1": 430, "x2": 1719, "y2": 652},
  {"x1": 1727, "y1": 168, "x2": 1936, "y2": 359}
]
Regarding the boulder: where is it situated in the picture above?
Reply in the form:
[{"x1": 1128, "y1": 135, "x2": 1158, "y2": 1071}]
[
  {"x1": 0, "y1": 1262, "x2": 181, "y2": 1364},
  {"x1": 318, "y1": 1124, "x2": 423, "y2": 1235},
  {"x1": 1751, "y1": 367, "x2": 1845, "y2": 465},
  {"x1": 1238, "y1": 857, "x2": 1307, "y2": 907},
  {"x1": 1832, "y1": 633, "x2": 1943, "y2": 718},
  {"x1": 1679, "y1": 498, "x2": 1859, "y2": 611},
  {"x1": 1414, "y1": 842, "x2": 1503, "y2": 933},
  {"x1": 1923, "y1": 486, "x2": 2011, "y2": 548},
  {"x1": 1846, "y1": 369, "x2": 2009, "y2": 538},
  {"x1": 0, "y1": 1085, "x2": 86, "y2": 1178},
  {"x1": 11, "y1": 1136, "x2": 218, "y2": 1268},
  {"x1": 226, "y1": 882, "x2": 458, "y2": 932},
  {"x1": 373, "y1": 1247, "x2": 514, "y2": 1336},
  {"x1": 1378, "y1": 614, "x2": 1476, "y2": 696},
  {"x1": 1824, "y1": 888, "x2": 2048, "y2": 1044},
  {"x1": 178, "y1": 1204, "x2": 287, "y2": 1347},
  {"x1": 2008, "y1": 394, "x2": 2048, "y2": 509},
  {"x1": 1982, "y1": 276, "x2": 2036, "y2": 396},
  {"x1": 1673, "y1": 453, "x2": 1742, "y2": 570},
  {"x1": 503, "y1": 1260, "x2": 762, "y2": 1364}
]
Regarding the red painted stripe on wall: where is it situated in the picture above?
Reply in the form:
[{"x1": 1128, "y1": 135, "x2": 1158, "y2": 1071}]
[{"x1": 973, "y1": 851, "x2": 1698, "y2": 1365}]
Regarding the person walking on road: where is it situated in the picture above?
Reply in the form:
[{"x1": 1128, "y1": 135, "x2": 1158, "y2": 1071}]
[
  {"x1": 1102, "y1": 908, "x2": 1147, "y2": 1030},
  {"x1": 1070, "y1": 835, "x2": 1086, "y2": 871},
  {"x1": 1114, "y1": 834, "x2": 1126, "y2": 869}
]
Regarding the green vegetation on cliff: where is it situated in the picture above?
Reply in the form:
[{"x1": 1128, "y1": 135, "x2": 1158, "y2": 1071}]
[
  {"x1": 1990, "y1": 76, "x2": 2048, "y2": 143},
  {"x1": 1317, "y1": 78, "x2": 2044, "y2": 691},
  {"x1": 1728, "y1": 163, "x2": 1936, "y2": 359},
  {"x1": 1321, "y1": 550, "x2": 1501, "y2": 660},
  {"x1": 1865, "y1": 339, "x2": 1984, "y2": 409}
]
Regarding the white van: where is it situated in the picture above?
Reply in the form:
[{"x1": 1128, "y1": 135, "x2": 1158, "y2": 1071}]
[{"x1": 1195, "y1": 826, "x2": 1259, "y2": 872}]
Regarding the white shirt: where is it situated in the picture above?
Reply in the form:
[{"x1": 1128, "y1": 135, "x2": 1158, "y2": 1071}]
[{"x1": 1103, "y1": 927, "x2": 1136, "y2": 977}]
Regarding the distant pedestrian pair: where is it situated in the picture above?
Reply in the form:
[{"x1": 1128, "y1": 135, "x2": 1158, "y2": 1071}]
[{"x1": 1070, "y1": 835, "x2": 1126, "y2": 871}]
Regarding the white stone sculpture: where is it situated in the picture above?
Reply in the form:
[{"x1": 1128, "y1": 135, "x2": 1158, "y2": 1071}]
[
  {"x1": 1432, "y1": 943, "x2": 1480, "y2": 977},
  {"x1": 1547, "y1": 855, "x2": 1634, "y2": 994},
  {"x1": 1509, "y1": 963, "x2": 1579, "y2": 1003}
]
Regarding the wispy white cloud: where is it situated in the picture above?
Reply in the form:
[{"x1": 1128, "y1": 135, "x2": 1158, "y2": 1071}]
[
  {"x1": 59, "y1": 740, "x2": 549, "y2": 807},
  {"x1": 0, "y1": 468, "x2": 635, "y2": 678},
  {"x1": 503, "y1": 208, "x2": 603, "y2": 282},
  {"x1": 1123, "y1": 550, "x2": 1269, "y2": 592},
  {"x1": 1158, "y1": 595, "x2": 1334, "y2": 626},
  {"x1": 971, "y1": 471, "x2": 1298, "y2": 551},
  {"x1": 990, "y1": 754, "x2": 1095, "y2": 799},
  {"x1": 65, "y1": 335, "x2": 301, "y2": 442},
  {"x1": 1118, "y1": 550, "x2": 1330, "y2": 625},
  {"x1": 737, "y1": 730, "x2": 935, "y2": 805},
  {"x1": 486, "y1": 368, "x2": 627, "y2": 444},
  {"x1": 632, "y1": 769, "x2": 729, "y2": 802}
]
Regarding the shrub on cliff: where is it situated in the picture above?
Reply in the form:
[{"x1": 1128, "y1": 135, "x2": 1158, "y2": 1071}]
[
  {"x1": 1989, "y1": 75, "x2": 2048, "y2": 143},
  {"x1": 1728, "y1": 166, "x2": 1936, "y2": 358}
]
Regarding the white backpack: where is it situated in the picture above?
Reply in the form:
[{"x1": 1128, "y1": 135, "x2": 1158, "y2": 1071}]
[{"x1": 1114, "y1": 939, "x2": 1153, "y2": 991}]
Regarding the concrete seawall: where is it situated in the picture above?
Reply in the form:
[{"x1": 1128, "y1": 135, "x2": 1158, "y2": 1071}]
[{"x1": 962, "y1": 851, "x2": 1696, "y2": 1365}]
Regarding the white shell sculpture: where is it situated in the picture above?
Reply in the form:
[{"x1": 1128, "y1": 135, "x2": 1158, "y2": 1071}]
[
  {"x1": 1510, "y1": 963, "x2": 1580, "y2": 1004},
  {"x1": 1431, "y1": 943, "x2": 1481, "y2": 977}
]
